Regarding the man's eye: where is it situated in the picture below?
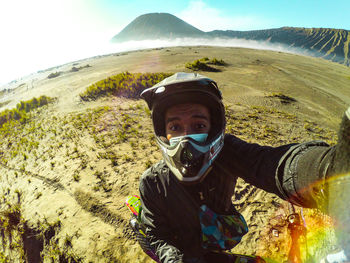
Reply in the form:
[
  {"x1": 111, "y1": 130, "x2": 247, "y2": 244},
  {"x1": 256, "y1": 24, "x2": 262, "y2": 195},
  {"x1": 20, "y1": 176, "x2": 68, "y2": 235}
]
[
  {"x1": 195, "y1": 123, "x2": 206, "y2": 129},
  {"x1": 169, "y1": 124, "x2": 179, "y2": 131}
]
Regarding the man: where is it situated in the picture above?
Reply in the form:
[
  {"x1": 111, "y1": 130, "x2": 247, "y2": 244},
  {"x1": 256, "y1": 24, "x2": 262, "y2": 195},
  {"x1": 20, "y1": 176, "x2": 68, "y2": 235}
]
[{"x1": 138, "y1": 72, "x2": 350, "y2": 263}]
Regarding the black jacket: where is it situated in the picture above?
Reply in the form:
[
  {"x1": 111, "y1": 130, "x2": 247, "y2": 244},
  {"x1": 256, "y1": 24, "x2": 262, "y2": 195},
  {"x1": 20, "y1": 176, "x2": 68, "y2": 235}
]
[{"x1": 139, "y1": 134, "x2": 334, "y2": 262}]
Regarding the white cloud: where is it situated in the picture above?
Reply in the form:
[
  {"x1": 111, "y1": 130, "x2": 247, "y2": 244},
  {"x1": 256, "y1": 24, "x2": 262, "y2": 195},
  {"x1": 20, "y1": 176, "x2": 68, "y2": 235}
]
[{"x1": 176, "y1": 0, "x2": 269, "y2": 31}]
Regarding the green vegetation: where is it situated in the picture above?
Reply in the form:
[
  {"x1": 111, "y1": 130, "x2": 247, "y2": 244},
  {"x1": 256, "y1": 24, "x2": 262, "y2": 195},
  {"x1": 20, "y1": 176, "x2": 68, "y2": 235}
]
[
  {"x1": 0, "y1": 203, "x2": 25, "y2": 262},
  {"x1": 145, "y1": 160, "x2": 153, "y2": 169},
  {"x1": 47, "y1": 72, "x2": 61, "y2": 79},
  {"x1": 70, "y1": 64, "x2": 91, "y2": 72},
  {"x1": 267, "y1": 92, "x2": 297, "y2": 104},
  {"x1": 0, "y1": 203, "x2": 22, "y2": 233},
  {"x1": 39, "y1": 218, "x2": 82, "y2": 262},
  {"x1": 0, "y1": 100, "x2": 158, "y2": 195},
  {"x1": 79, "y1": 72, "x2": 172, "y2": 101},
  {"x1": 185, "y1": 57, "x2": 226, "y2": 71},
  {"x1": 185, "y1": 59, "x2": 217, "y2": 71},
  {"x1": 0, "y1": 95, "x2": 55, "y2": 129},
  {"x1": 0, "y1": 188, "x2": 81, "y2": 262},
  {"x1": 16, "y1": 96, "x2": 53, "y2": 112},
  {"x1": 207, "y1": 57, "x2": 227, "y2": 66}
]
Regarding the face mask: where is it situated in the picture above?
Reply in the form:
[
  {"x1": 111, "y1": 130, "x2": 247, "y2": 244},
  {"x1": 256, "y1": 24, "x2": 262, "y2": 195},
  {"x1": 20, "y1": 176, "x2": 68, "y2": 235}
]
[{"x1": 169, "y1": 133, "x2": 208, "y2": 146}]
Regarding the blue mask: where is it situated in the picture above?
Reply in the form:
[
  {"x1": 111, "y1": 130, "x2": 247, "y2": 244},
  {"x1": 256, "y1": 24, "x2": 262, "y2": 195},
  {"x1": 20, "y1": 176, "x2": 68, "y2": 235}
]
[{"x1": 169, "y1": 133, "x2": 208, "y2": 146}]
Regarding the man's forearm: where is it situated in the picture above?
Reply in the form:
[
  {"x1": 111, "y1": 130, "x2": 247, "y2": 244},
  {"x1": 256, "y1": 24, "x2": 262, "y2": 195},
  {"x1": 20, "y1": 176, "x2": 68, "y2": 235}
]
[
  {"x1": 280, "y1": 107, "x2": 350, "y2": 257},
  {"x1": 275, "y1": 140, "x2": 333, "y2": 208}
]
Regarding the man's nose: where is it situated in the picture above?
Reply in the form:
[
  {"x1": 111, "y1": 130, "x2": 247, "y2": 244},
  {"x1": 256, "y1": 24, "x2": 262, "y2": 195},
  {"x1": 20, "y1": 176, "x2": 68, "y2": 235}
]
[{"x1": 183, "y1": 125, "x2": 193, "y2": 135}]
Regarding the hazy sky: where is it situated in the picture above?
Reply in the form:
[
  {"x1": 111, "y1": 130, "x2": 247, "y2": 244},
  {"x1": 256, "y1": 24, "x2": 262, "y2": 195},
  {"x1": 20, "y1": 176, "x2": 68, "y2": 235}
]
[{"x1": 1, "y1": 0, "x2": 349, "y2": 86}]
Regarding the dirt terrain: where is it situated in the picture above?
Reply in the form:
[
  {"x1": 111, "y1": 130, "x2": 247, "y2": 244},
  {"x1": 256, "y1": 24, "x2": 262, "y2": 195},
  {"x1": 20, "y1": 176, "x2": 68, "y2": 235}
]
[{"x1": 0, "y1": 46, "x2": 350, "y2": 262}]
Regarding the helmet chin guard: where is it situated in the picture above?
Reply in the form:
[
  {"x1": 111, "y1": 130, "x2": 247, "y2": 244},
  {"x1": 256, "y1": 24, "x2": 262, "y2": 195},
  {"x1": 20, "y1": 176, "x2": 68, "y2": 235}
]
[
  {"x1": 157, "y1": 132, "x2": 225, "y2": 184},
  {"x1": 141, "y1": 72, "x2": 226, "y2": 184}
]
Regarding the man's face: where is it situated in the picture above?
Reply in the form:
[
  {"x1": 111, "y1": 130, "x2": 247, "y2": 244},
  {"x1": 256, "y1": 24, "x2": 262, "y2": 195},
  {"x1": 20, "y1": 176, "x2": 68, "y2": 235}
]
[{"x1": 165, "y1": 103, "x2": 211, "y2": 140}]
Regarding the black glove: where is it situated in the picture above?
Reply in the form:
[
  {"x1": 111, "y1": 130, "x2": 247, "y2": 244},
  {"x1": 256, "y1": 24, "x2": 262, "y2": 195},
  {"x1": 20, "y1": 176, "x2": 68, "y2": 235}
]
[{"x1": 327, "y1": 107, "x2": 350, "y2": 258}]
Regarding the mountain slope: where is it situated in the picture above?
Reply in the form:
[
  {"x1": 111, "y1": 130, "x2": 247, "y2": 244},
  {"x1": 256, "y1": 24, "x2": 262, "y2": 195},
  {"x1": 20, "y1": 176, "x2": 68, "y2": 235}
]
[
  {"x1": 111, "y1": 13, "x2": 205, "y2": 42},
  {"x1": 208, "y1": 27, "x2": 350, "y2": 66},
  {"x1": 111, "y1": 13, "x2": 350, "y2": 66}
]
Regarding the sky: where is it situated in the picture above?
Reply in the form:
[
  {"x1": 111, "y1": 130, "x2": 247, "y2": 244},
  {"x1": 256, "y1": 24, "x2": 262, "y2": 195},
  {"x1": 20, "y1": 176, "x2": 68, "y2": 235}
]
[{"x1": 1, "y1": 0, "x2": 350, "y2": 86}]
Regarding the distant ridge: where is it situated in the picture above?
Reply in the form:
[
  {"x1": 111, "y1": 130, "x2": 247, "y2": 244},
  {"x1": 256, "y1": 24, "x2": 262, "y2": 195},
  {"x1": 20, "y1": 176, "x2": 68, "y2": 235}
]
[
  {"x1": 111, "y1": 13, "x2": 350, "y2": 66},
  {"x1": 208, "y1": 27, "x2": 350, "y2": 66}
]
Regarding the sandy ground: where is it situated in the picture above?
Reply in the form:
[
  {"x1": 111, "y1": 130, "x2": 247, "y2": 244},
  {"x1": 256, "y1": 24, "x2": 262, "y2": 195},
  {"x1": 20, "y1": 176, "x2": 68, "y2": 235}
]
[{"x1": 0, "y1": 46, "x2": 350, "y2": 262}]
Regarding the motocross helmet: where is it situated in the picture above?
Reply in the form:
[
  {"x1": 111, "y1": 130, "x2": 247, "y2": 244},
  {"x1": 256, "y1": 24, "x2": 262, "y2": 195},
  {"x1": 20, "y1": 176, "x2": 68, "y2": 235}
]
[{"x1": 141, "y1": 72, "x2": 226, "y2": 184}]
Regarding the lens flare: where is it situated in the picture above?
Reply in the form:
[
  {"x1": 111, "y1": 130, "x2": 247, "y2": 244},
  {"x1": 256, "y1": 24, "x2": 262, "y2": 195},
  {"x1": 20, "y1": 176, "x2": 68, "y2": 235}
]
[
  {"x1": 291, "y1": 173, "x2": 350, "y2": 261},
  {"x1": 268, "y1": 173, "x2": 350, "y2": 262},
  {"x1": 255, "y1": 173, "x2": 350, "y2": 262}
]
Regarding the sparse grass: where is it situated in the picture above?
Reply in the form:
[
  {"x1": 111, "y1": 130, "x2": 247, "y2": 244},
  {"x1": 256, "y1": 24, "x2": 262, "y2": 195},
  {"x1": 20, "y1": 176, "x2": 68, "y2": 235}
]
[
  {"x1": 0, "y1": 200, "x2": 75, "y2": 262},
  {"x1": 73, "y1": 172, "x2": 81, "y2": 182},
  {"x1": 47, "y1": 72, "x2": 61, "y2": 79},
  {"x1": 0, "y1": 203, "x2": 25, "y2": 261},
  {"x1": 144, "y1": 106, "x2": 151, "y2": 117},
  {"x1": 64, "y1": 234, "x2": 73, "y2": 247},
  {"x1": 14, "y1": 189, "x2": 22, "y2": 203},
  {"x1": 267, "y1": 92, "x2": 297, "y2": 104},
  {"x1": 207, "y1": 58, "x2": 227, "y2": 66},
  {"x1": 303, "y1": 120, "x2": 337, "y2": 145},
  {"x1": 99, "y1": 151, "x2": 119, "y2": 166},
  {"x1": 70, "y1": 64, "x2": 91, "y2": 72},
  {"x1": 93, "y1": 171, "x2": 111, "y2": 192},
  {"x1": 144, "y1": 160, "x2": 153, "y2": 169},
  {"x1": 123, "y1": 154, "x2": 132, "y2": 162},
  {"x1": 35, "y1": 192, "x2": 42, "y2": 199},
  {"x1": 37, "y1": 218, "x2": 82, "y2": 262},
  {"x1": 79, "y1": 72, "x2": 172, "y2": 101},
  {"x1": 0, "y1": 251, "x2": 9, "y2": 262},
  {"x1": 0, "y1": 203, "x2": 22, "y2": 232},
  {"x1": 0, "y1": 95, "x2": 55, "y2": 130},
  {"x1": 185, "y1": 57, "x2": 227, "y2": 71},
  {"x1": 185, "y1": 59, "x2": 219, "y2": 72},
  {"x1": 81, "y1": 158, "x2": 88, "y2": 169}
]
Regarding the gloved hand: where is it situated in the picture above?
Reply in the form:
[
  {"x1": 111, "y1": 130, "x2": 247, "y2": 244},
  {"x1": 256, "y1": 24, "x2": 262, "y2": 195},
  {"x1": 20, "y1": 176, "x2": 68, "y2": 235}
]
[{"x1": 327, "y1": 106, "x2": 350, "y2": 258}]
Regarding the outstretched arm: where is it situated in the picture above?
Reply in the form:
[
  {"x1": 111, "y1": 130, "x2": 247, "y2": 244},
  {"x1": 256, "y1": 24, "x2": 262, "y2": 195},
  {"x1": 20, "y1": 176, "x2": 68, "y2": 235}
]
[
  {"x1": 225, "y1": 107, "x2": 349, "y2": 256},
  {"x1": 278, "y1": 107, "x2": 350, "y2": 258}
]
